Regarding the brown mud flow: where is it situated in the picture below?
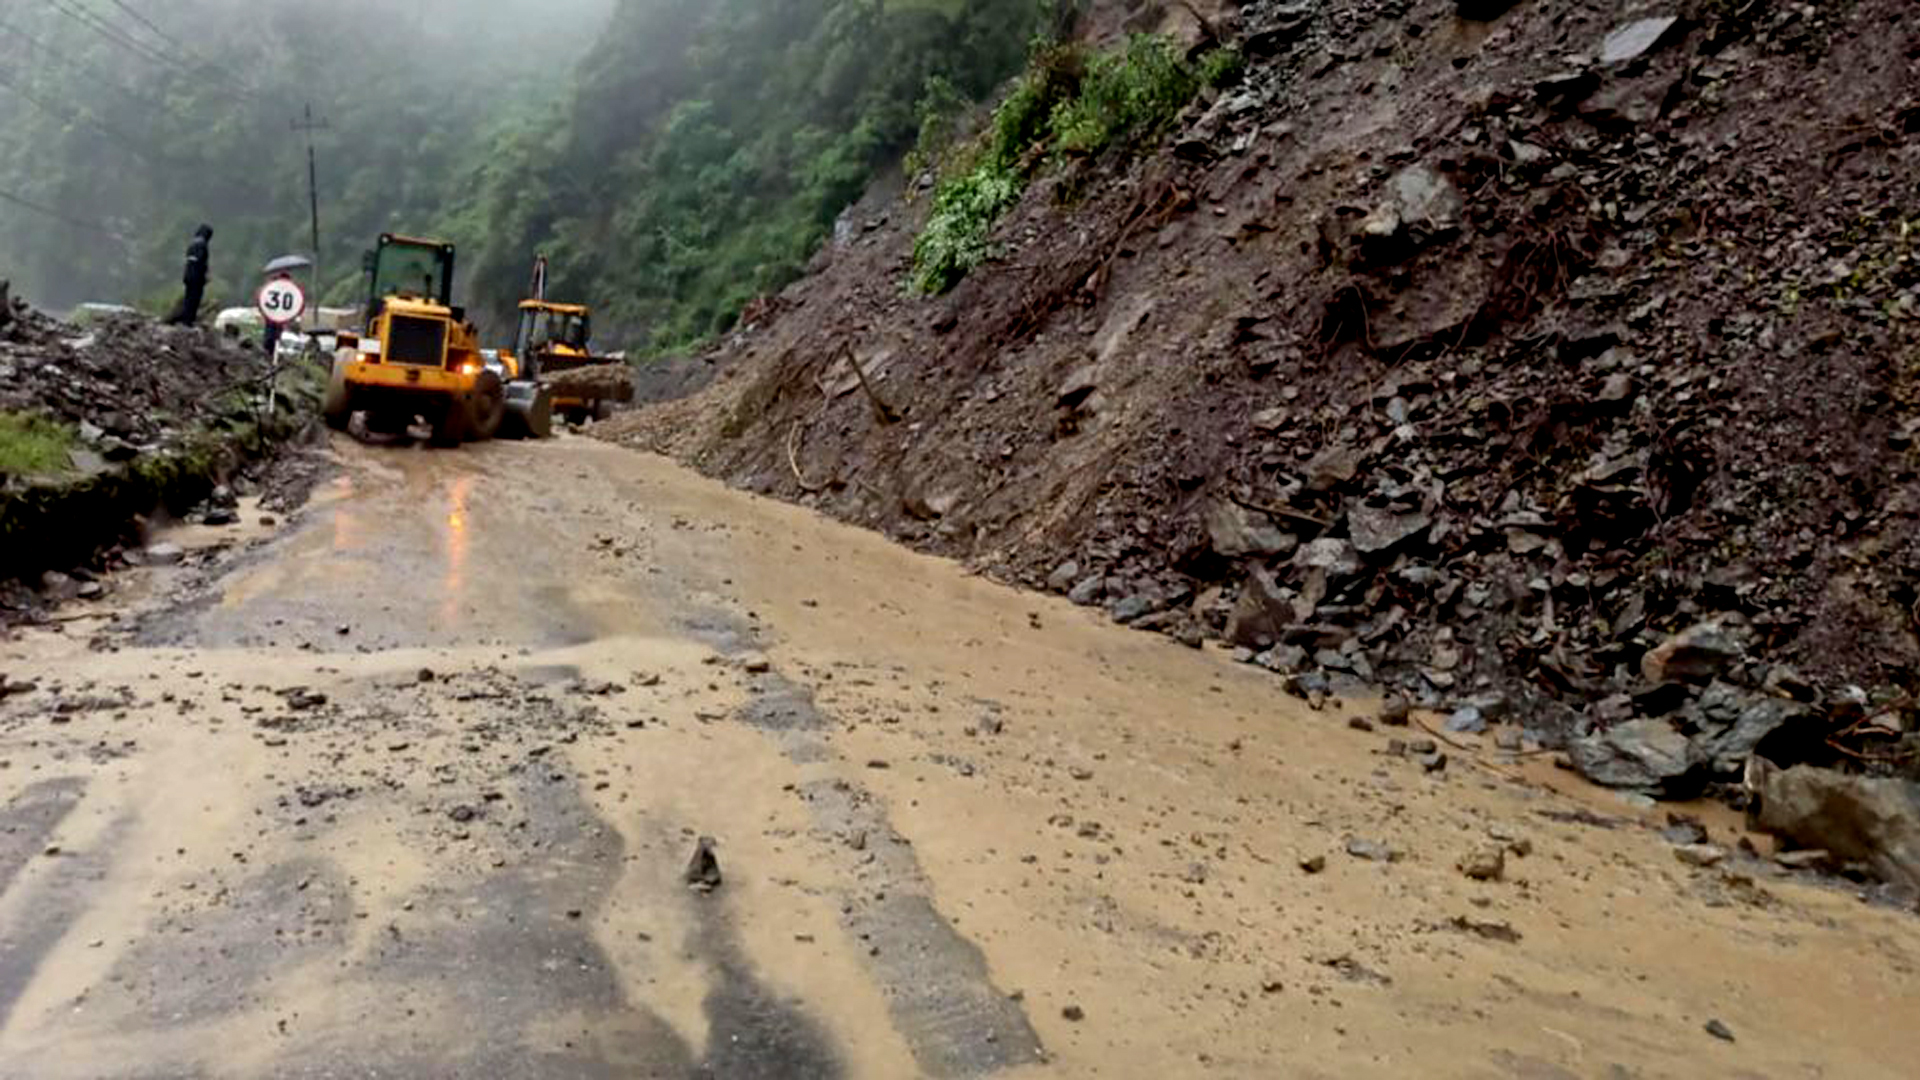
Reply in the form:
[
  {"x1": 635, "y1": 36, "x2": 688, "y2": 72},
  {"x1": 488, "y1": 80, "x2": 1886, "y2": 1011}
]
[{"x1": 0, "y1": 436, "x2": 1917, "y2": 1077}]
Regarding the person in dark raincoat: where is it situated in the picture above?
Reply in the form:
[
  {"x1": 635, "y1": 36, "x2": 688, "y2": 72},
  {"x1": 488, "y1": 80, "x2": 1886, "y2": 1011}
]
[{"x1": 169, "y1": 224, "x2": 212, "y2": 325}]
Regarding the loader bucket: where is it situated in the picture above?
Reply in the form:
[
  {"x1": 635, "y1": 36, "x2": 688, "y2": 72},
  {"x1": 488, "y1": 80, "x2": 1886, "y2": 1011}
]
[{"x1": 502, "y1": 380, "x2": 554, "y2": 440}]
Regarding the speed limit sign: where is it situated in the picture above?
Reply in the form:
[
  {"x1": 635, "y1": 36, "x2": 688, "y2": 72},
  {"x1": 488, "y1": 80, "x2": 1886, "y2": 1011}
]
[{"x1": 257, "y1": 276, "x2": 307, "y2": 326}]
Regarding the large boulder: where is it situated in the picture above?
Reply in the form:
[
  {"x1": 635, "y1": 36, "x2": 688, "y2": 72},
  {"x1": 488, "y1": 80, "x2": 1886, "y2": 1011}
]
[
  {"x1": 1686, "y1": 683, "x2": 1821, "y2": 779},
  {"x1": 1641, "y1": 621, "x2": 1744, "y2": 684},
  {"x1": 1567, "y1": 718, "x2": 1696, "y2": 796},
  {"x1": 1749, "y1": 763, "x2": 1920, "y2": 892}
]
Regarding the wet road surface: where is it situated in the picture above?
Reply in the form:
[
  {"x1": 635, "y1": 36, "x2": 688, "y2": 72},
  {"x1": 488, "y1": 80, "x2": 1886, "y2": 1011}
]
[{"x1": 1, "y1": 436, "x2": 1918, "y2": 1078}]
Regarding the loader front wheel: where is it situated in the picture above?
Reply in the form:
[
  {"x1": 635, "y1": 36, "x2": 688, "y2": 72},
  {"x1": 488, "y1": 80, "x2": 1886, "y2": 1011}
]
[
  {"x1": 322, "y1": 355, "x2": 353, "y2": 432},
  {"x1": 467, "y1": 371, "x2": 505, "y2": 442}
]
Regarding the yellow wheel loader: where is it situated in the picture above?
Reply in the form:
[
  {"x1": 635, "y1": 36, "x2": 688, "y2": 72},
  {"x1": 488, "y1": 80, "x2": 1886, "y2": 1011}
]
[
  {"x1": 323, "y1": 234, "x2": 554, "y2": 444},
  {"x1": 508, "y1": 257, "x2": 634, "y2": 426}
]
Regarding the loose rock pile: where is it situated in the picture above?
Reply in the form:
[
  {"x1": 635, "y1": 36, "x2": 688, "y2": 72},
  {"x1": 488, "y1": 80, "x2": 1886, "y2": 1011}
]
[{"x1": 0, "y1": 294, "x2": 277, "y2": 462}]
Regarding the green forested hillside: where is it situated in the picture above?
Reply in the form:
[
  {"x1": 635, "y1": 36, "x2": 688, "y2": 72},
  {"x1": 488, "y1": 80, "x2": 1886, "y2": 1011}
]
[{"x1": 0, "y1": 0, "x2": 1059, "y2": 351}]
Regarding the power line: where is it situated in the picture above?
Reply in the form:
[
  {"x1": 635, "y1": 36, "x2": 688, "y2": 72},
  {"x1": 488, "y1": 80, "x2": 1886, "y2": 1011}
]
[
  {"x1": 99, "y1": 0, "x2": 262, "y2": 99},
  {"x1": 0, "y1": 186, "x2": 125, "y2": 240},
  {"x1": 44, "y1": 0, "x2": 180, "y2": 71},
  {"x1": 41, "y1": 0, "x2": 258, "y2": 101},
  {"x1": 0, "y1": 69, "x2": 170, "y2": 168},
  {"x1": 0, "y1": 15, "x2": 160, "y2": 115},
  {"x1": 102, "y1": 0, "x2": 193, "y2": 56}
]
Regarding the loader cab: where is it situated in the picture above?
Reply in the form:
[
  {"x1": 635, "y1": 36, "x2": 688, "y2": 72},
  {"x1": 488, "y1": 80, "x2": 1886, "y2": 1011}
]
[
  {"x1": 515, "y1": 301, "x2": 592, "y2": 360},
  {"x1": 347, "y1": 234, "x2": 481, "y2": 374},
  {"x1": 361, "y1": 234, "x2": 457, "y2": 326}
]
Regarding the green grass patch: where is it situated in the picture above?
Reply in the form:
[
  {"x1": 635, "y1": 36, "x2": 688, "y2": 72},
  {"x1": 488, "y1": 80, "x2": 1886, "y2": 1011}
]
[
  {"x1": 910, "y1": 35, "x2": 1228, "y2": 294},
  {"x1": 0, "y1": 411, "x2": 77, "y2": 478},
  {"x1": 911, "y1": 163, "x2": 1027, "y2": 295},
  {"x1": 1051, "y1": 35, "x2": 1200, "y2": 157}
]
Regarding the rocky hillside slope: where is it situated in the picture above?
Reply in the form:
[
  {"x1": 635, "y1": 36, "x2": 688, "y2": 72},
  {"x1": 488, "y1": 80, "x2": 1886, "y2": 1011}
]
[{"x1": 606, "y1": 0, "x2": 1919, "y2": 800}]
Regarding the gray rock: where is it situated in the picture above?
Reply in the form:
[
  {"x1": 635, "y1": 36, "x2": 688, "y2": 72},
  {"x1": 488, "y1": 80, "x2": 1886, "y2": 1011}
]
[
  {"x1": 1457, "y1": 846, "x2": 1505, "y2": 881},
  {"x1": 1773, "y1": 848, "x2": 1831, "y2": 871},
  {"x1": 1109, "y1": 594, "x2": 1157, "y2": 624},
  {"x1": 144, "y1": 542, "x2": 185, "y2": 565},
  {"x1": 1206, "y1": 500, "x2": 1298, "y2": 558},
  {"x1": 66, "y1": 448, "x2": 110, "y2": 475},
  {"x1": 1748, "y1": 762, "x2": 1920, "y2": 892},
  {"x1": 1225, "y1": 566, "x2": 1291, "y2": 649},
  {"x1": 203, "y1": 507, "x2": 239, "y2": 526},
  {"x1": 1250, "y1": 407, "x2": 1289, "y2": 433},
  {"x1": 1378, "y1": 695, "x2": 1411, "y2": 726},
  {"x1": 1295, "y1": 537, "x2": 1363, "y2": 581},
  {"x1": 1245, "y1": 4, "x2": 1314, "y2": 55},
  {"x1": 1389, "y1": 165, "x2": 1462, "y2": 231},
  {"x1": 1704, "y1": 1019, "x2": 1735, "y2": 1043},
  {"x1": 1671, "y1": 843, "x2": 1727, "y2": 868},
  {"x1": 1445, "y1": 706, "x2": 1487, "y2": 735},
  {"x1": 1567, "y1": 718, "x2": 1695, "y2": 795},
  {"x1": 685, "y1": 835, "x2": 723, "y2": 893},
  {"x1": 1598, "y1": 372, "x2": 1636, "y2": 403},
  {"x1": 1660, "y1": 816, "x2": 1708, "y2": 845},
  {"x1": 1056, "y1": 365, "x2": 1099, "y2": 408},
  {"x1": 1067, "y1": 575, "x2": 1105, "y2": 606},
  {"x1": 38, "y1": 571, "x2": 78, "y2": 601},
  {"x1": 1257, "y1": 643, "x2": 1309, "y2": 671},
  {"x1": 1464, "y1": 693, "x2": 1509, "y2": 721},
  {"x1": 1348, "y1": 504, "x2": 1432, "y2": 556},
  {"x1": 1506, "y1": 139, "x2": 1549, "y2": 167},
  {"x1": 1046, "y1": 561, "x2": 1081, "y2": 591},
  {"x1": 1344, "y1": 837, "x2": 1397, "y2": 862},
  {"x1": 1535, "y1": 70, "x2": 1601, "y2": 107},
  {"x1": 1305, "y1": 446, "x2": 1359, "y2": 492},
  {"x1": 1688, "y1": 689, "x2": 1818, "y2": 778},
  {"x1": 1600, "y1": 16, "x2": 1681, "y2": 65}
]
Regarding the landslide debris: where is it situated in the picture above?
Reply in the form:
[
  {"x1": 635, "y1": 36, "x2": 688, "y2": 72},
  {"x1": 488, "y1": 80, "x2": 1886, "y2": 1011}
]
[
  {"x1": 603, "y1": 1, "x2": 1919, "y2": 843},
  {"x1": 0, "y1": 290, "x2": 323, "y2": 608}
]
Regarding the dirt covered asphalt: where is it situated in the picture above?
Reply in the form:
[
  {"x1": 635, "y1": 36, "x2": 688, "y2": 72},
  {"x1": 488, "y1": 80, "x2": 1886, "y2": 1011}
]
[{"x1": 0, "y1": 435, "x2": 1916, "y2": 1078}]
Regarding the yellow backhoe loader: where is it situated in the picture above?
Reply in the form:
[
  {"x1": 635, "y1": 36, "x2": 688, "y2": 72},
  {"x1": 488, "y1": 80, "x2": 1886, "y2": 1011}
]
[
  {"x1": 508, "y1": 257, "x2": 633, "y2": 426},
  {"x1": 323, "y1": 234, "x2": 554, "y2": 444}
]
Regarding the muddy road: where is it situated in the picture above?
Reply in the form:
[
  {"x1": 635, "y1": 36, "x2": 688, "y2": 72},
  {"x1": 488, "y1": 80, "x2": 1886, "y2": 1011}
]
[{"x1": 0, "y1": 436, "x2": 1915, "y2": 1078}]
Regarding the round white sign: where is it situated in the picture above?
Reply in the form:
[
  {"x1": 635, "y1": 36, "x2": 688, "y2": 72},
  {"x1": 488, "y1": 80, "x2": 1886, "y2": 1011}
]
[{"x1": 257, "y1": 277, "x2": 307, "y2": 326}]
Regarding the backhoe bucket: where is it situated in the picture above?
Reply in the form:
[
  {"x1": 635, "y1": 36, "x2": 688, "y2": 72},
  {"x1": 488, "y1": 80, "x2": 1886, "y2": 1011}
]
[{"x1": 502, "y1": 380, "x2": 554, "y2": 440}]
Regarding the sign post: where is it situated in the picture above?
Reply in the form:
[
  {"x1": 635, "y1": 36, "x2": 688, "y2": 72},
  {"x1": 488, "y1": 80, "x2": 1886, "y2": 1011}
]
[{"x1": 256, "y1": 275, "x2": 307, "y2": 421}]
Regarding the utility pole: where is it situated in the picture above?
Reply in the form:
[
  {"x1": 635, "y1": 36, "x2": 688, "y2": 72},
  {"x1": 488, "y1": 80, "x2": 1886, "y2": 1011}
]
[{"x1": 291, "y1": 104, "x2": 329, "y2": 305}]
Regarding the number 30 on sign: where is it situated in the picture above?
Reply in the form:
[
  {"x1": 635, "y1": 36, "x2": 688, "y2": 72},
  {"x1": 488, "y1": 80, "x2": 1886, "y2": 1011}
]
[{"x1": 257, "y1": 277, "x2": 307, "y2": 325}]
